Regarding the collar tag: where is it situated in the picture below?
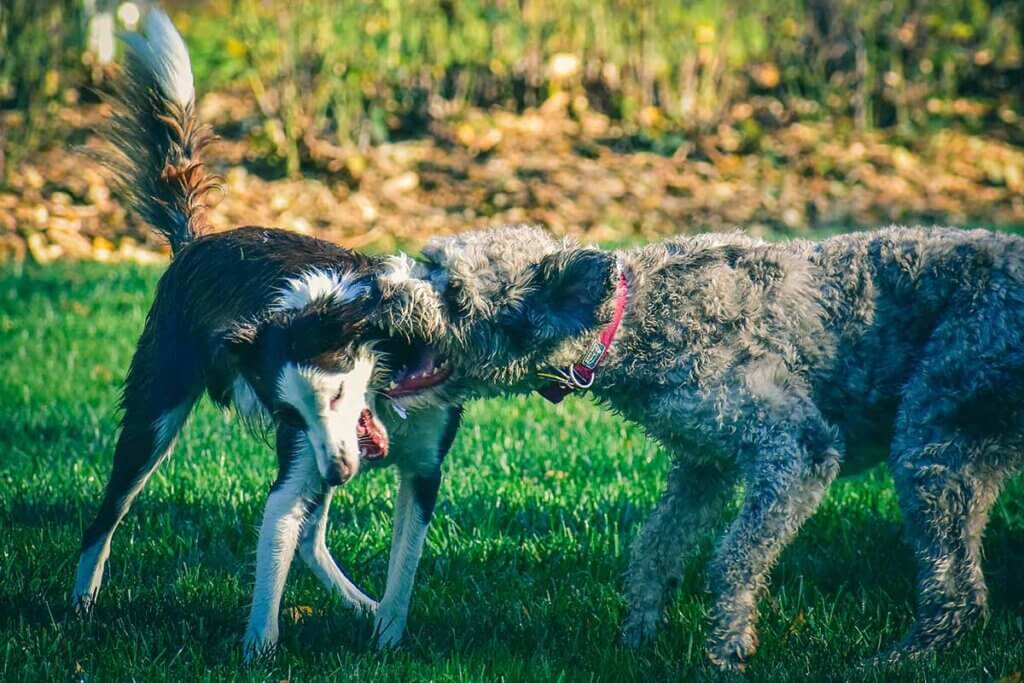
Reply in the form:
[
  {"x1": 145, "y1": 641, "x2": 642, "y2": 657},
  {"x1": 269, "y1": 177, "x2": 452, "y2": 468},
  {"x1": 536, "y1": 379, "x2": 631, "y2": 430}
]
[{"x1": 580, "y1": 341, "x2": 605, "y2": 369}]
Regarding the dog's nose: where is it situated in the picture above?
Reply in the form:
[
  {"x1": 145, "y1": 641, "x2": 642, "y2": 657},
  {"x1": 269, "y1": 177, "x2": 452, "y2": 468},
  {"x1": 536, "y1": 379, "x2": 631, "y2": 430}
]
[{"x1": 324, "y1": 460, "x2": 352, "y2": 486}]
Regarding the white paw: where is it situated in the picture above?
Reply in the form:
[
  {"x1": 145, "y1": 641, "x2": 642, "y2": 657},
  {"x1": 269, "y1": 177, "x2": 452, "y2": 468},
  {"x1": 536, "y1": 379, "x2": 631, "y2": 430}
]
[
  {"x1": 373, "y1": 610, "x2": 406, "y2": 650},
  {"x1": 70, "y1": 591, "x2": 95, "y2": 615},
  {"x1": 352, "y1": 597, "x2": 379, "y2": 615},
  {"x1": 242, "y1": 629, "x2": 278, "y2": 664}
]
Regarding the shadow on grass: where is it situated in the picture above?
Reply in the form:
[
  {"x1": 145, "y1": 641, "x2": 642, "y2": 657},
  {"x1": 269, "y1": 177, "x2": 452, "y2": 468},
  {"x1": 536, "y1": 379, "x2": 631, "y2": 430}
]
[{"x1": 5, "y1": 470, "x2": 1024, "y2": 682}]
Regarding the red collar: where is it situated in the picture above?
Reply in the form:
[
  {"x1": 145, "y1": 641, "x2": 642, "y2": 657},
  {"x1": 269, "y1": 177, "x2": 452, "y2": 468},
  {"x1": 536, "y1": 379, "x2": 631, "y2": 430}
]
[{"x1": 536, "y1": 265, "x2": 629, "y2": 404}]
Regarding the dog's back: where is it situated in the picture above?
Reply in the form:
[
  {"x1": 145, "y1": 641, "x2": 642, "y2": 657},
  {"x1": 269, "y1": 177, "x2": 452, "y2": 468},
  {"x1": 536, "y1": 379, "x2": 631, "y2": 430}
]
[
  {"x1": 605, "y1": 227, "x2": 1024, "y2": 453},
  {"x1": 150, "y1": 227, "x2": 376, "y2": 349},
  {"x1": 805, "y1": 227, "x2": 1024, "y2": 457}
]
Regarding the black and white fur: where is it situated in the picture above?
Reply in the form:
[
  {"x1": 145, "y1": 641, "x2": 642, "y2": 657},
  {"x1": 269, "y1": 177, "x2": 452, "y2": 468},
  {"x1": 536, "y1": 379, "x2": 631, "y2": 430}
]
[{"x1": 69, "y1": 9, "x2": 461, "y2": 660}]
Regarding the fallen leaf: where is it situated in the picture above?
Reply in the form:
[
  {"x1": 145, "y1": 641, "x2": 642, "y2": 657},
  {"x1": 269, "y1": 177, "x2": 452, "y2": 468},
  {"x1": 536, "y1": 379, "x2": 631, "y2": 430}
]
[
  {"x1": 382, "y1": 172, "x2": 419, "y2": 195},
  {"x1": 92, "y1": 236, "x2": 114, "y2": 260},
  {"x1": 783, "y1": 609, "x2": 806, "y2": 641},
  {"x1": 90, "y1": 365, "x2": 113, "y2": 382},
  {"x1": 287, "y1": 605, "x2": 314, "y2": 624}
]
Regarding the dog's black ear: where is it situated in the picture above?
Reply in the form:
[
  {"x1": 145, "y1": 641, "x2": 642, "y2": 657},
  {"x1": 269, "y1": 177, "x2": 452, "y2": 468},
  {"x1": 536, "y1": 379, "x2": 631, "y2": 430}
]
[
  {"x1": 224, "y1": 321, "x2": 259, "y2": 345},
  {"x1": 216, "y1": 320, "x2": 261, "y2": 366},
  {"x1": 287, "y1": 310, "x2": 352, "y2": 361},
  {"x1": 205, "y1": 322, "x2": 264, "y2": 408},
  {"x1": 203, "y1": 321, "x2": 261, "y2": 406},
  {"x1": 521, "y1": 249, "x2": 613, "y2": 341},
  {"x1": 286, "y1": 293, "x2": 379, "y2": 362}
]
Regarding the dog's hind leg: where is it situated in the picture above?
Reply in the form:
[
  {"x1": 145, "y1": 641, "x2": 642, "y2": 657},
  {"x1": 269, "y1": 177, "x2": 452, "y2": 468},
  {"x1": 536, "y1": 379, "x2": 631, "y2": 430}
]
[
  {"x1": 706, "y1": 420, "x2": 841, "y2": 671},
  {"x1": 882, "y1": 436, "x2": 1018, "y2": 664},
  {"x1": 243, "y1": 425, "x2": 322, "y2": 661},
  {"x1": 877, "y1": 295, "x2": 1024, "y2": 664},
  {"x1": 621, "y1": 459, "x2": 734, "y2": 648},
  {"x1": 298, "y1": 486, "x2": 379, "y2": 612},
  {"x1": 72, "y1": 339, "x2": 200, "y2": 611}
]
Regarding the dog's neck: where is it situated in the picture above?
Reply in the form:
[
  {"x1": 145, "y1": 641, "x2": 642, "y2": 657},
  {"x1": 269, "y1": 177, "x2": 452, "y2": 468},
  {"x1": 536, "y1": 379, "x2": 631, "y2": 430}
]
[{"x1": 535, "y1": 262, "x2": 629, "y2": 402}]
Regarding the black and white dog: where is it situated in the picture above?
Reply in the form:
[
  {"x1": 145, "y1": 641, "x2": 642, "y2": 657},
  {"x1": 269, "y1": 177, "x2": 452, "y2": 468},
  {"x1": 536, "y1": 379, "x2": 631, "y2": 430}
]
[{"x1": 70, "y1": 10, "x2": 457, "y2": 659}]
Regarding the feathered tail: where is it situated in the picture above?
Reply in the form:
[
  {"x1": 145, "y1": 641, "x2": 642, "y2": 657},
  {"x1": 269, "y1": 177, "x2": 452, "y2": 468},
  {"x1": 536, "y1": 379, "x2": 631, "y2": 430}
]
[{"x1": 100, "y1": 9, "x2": 215, "y2": 254}]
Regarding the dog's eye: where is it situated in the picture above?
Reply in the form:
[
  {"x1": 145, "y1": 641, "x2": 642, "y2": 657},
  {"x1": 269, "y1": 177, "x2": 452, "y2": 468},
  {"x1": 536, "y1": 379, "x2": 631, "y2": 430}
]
[
  {"x1": 274, "y1": 405, "x2": 306, "y2": 430},
  {"x1": 330, "y1": 387, "x2": 343, "y2": 411}
]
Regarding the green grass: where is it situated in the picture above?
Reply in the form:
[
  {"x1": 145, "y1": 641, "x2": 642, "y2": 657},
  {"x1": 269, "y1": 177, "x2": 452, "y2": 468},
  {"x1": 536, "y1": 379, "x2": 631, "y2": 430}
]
[{"x1": 2, "y1": 262, "x2": 1023, "y2": 682}]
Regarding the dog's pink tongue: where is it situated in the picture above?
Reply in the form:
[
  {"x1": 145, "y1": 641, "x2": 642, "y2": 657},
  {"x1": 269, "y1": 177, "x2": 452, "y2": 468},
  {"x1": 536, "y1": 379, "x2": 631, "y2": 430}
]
[{"x1": 357, "y1": 408, "x2": 389, "y2": 460}]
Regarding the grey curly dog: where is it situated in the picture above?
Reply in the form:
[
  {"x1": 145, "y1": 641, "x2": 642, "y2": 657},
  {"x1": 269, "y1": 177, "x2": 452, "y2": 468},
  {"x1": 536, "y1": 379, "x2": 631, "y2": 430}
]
[{"x1": 374, "y1": 224, "x2": 1024, "y2": 669}]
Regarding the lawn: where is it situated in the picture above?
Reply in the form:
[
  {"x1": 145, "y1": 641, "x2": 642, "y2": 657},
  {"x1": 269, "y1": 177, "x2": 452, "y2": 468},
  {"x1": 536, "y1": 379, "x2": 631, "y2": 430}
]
[{"x1": 2, "y1": 261, "x2": 1023, "y2": 682}]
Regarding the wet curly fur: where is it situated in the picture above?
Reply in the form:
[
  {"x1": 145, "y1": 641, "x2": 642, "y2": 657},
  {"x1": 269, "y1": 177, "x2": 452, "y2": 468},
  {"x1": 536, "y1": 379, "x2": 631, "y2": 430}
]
[{"x1": 378, "y1": 224, "x2": 1024, "y2": 669}]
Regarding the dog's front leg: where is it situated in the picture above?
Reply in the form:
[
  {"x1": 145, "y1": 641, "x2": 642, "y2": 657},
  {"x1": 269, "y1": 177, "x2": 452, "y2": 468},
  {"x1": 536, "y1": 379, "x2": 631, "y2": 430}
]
[
  {"x1": 297, "y1": 487, "x2": 379, "y2": 613},
  {"x1": 243, "y1": 429, "x2": 321, "y2": 662},
  {"x1": 374, "y1": 468, "x2": 440, "y2": 648},
  {"x1": 372, "y1": 405, "x2": 461, "y2": 649},
  {"x1": 621, "y1": 459, "x2": 734, "y2": 648},
  {"x1": 706, "y1": 428, "x2": 840, "y2": 671}
]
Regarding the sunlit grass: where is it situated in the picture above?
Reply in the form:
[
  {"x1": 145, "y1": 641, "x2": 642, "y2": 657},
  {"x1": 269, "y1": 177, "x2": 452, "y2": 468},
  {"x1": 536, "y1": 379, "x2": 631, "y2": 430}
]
[{"x1": 1, "y1": 262, "x2": 1022, "y2": 681}]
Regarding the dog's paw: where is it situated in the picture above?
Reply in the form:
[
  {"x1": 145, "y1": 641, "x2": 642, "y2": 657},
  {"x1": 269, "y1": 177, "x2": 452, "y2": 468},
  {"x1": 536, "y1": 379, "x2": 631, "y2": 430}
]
[
  {"x1": 242, "y1": 631, "x2": 279, "y2": 665},
  {"x1": 375, "y1": 628, "x2": 403, "y2": 650},
  {"x1": 859, "y1": 641, "x2": 924, "y2": 671},
  {"x1": 707, "y1": 650, "x2": 747, "y2": 673},
  {"x1": 373, "y1": 611, "x2": 406, "y2": 650},
  {"x1": 620, "y1": 611, "x2": 659, "y2": 649},
  {"x1": 707, "y1": 630, "x2": 758, "y2": 672},
  {"x1": 355, "y1": 597, "x2": 379, "y2": 616},
  {"x1": 70, "y1": 592, "x2": 95, "y2": 616}
]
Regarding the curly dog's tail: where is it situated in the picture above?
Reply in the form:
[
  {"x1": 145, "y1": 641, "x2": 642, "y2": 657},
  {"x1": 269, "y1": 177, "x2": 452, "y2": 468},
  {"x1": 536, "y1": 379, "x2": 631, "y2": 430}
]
[{"x1": 100, "y1": 9, "x2": 215, "y2": 254}]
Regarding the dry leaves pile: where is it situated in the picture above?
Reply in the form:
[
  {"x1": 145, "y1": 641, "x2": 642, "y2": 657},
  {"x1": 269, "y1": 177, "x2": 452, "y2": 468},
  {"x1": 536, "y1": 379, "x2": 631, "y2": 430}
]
[{"x1": 3, "y1": 94, "x2": 1023, "y2": 264}]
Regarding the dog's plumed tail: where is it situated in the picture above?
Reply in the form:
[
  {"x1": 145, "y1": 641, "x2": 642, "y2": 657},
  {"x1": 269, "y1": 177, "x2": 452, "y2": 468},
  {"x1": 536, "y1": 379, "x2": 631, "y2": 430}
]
[{"x1": 101, "y1": 9, "x2": 215, "y2": 254}]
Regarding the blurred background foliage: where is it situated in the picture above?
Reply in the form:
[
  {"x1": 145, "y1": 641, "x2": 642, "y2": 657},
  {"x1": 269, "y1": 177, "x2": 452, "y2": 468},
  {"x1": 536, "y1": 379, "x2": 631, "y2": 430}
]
[
  {"x1": 1, "y1": 0, "x2": 1023, "y2": 261},
  {"x1": 183, "y1": 0, "x2": 1024, "y2": 174},
  {"x1": 0, "y1": 0, "x2": 87, "y2": 176},
  {"x1": 4, "y1": 0, "x2": 1022, "y2": 177}
]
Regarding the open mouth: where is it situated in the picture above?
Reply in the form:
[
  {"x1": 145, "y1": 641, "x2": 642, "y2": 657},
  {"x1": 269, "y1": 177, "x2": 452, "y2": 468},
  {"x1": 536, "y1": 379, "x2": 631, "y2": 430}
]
[
  {"x1": 383, "y1": 345, "x2": 451, "y2": 399},
  {"x1": 357, "y1": 408, "x2": 389, "y2": 460}
]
